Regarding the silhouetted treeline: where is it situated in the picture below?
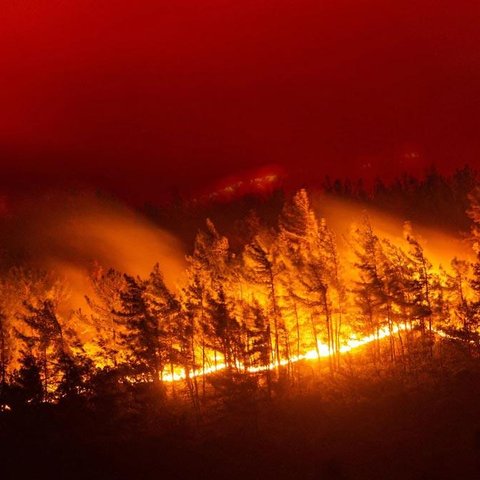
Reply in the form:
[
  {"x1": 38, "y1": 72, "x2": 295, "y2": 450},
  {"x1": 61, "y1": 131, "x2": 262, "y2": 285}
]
[
  {"x1": 144, "y1": 167, "x2": 478, "y2": 246},
  {"x1": 322, "y1": 165, "x2": 478, "y2": 231}
]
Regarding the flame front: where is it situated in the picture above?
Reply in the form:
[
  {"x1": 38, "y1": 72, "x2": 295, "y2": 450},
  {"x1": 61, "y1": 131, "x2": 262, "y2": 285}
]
[{"x1": 159, "y1": 324, "x2": 426, "y2": 383}]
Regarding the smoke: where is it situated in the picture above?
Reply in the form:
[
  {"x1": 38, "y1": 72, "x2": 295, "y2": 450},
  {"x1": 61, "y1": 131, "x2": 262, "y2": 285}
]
[
  {"x1": 0, "y1": 188, "x2": 472, "y2": 315},
  {"x1": 310, "y1": 192, "x2": 473, "y2": 272},
  {"x1": 0, "y1": 191, "x2": 186, "y2": 312}
]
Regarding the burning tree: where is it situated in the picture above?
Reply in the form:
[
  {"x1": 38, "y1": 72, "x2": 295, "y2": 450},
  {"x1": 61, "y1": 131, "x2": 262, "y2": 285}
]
[{"x1": 2, "y1": 179, "x2": 480, "y2": 409}]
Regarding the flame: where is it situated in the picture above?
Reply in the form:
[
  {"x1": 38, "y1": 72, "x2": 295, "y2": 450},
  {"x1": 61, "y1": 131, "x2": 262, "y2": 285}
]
[
  {"x1": 160, "y1": 323, "x2": 411, "y2": 383},
  {"x1": 2, "y1": 187, "x2": 473, "y2": 391}
]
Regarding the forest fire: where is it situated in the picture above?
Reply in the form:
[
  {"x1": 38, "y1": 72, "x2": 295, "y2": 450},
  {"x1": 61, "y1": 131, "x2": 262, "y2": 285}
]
[
  {"x1": 161, "y1": 323, "x2": 410, "y2": 382},
  {"x1": 2, "y1": 176, "x2": 480, "y2": 479},
  {"x1": 1, "y1": 177, "x2": 480, "y2": 402},
  {"x1": 2, "y1": 1, "x2": 480, "y2": 477}
]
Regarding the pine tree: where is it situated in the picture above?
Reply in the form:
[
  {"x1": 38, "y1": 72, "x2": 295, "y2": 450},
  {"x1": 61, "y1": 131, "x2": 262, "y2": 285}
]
[
  {"x1": 13, "y1": 352, "x2": 43, "y2": 405},
  {"x1": 244, "y1": 231, "x2": 283, "y2": 368},
  {"x1": 205, "y1": 287, "x2": 241, "y2": 369},
  {"x1": 278, "y1": 189, "x2": 317, "y2": 258},
  {"x1": 353, "y1": 218, "x2": 392, "y2": 364},
  {"x1": 246, "y1": 300, "x2": 272, "y2": 369},
  {"x1": 85, "y1": 265, "x2": 128, "y2": 367},
  {"x1": 56, "y1": 351, "x2": 89, "y2": 400},
  {"x1": 188, "y1": 218, "x2": 230, "y2": 291},
  {"x1": 442, "y1": 258, "x2": 480, "y2": 353},
  {"x1": 2, "y1": 267, "x2": 68, "y2": 373},
  {"x1": 318, "y1": 218, "x2": 346, "y2": 365},
  {"x1": 278, "y1": 189, "x2": 319, "y2": 364},
  {"x1": 381, "y1": 238, "x2": 417, "y2": 367},
  {"x1": 146, "y1": 263, "x2": 180, "y2": 385},
  {"x1": 17, "y1": 299, "x2": 69, "y2": 400},
  {"x1": 278, "y1": 190, "x2": 345, "y2": 369},
  {"x1": 404, "y1": 225, "x2": 435, "y2": 357},
  {"x1": 463, "y1": 187, "x2": 480, "y2": 351},
  {"x1": 176, "y1": 294, "x2": 201, "y2": 411},
  {"x1": 116, "y1": 275, "x2": 168, "y2": 383},
  {"x1": 0, "y1": 309, "x2": 11, "y2": 405},
  {"x1": 184, "y1": 219, "x2": 232, "y2": 390}
]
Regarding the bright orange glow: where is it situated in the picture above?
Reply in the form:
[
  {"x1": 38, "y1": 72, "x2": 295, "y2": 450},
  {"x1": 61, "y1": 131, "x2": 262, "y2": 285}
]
[{"x1": 160, "y1": 323, "x2": 412, "y2": 383}]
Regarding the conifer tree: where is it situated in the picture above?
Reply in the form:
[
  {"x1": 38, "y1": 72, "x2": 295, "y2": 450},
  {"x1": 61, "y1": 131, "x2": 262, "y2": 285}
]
[
  {"x1": 0, "y1": 309, "x2": 11, "y2": 405},
  {"x1": 246, "y1": 300, "x2": 272, "y2": 369},
  {"x1": 116, "y1": 275, "x2": 168, "y2": 383},
  {"x1": 85, "y1": 265, "x2": 128, "y2": 367},
  {"x1": 184, "y1": 219, "x2": 232, "y2": 389},
  {"x1": 13, "y1": 352, "x2": 43, "y2": 405},
  {"x1": 463, "y1": 187, "x2": 480, "y2": 350},
  {"x1": 278, "y1": 189, "x2": 320, "y2": 362},
  {"x1": 353, "y1": 218, "x2": 392, "y2": 363},
  {"x1": 205, "y1": 287, "x2": 241, "y2": 369},
  {"x1": 318, "y1": 218, "x2": 346, "y2": 363},
  {"x1": 17, "y1": 299, "x2": 69, "y2": 400},
  {"x1": 442, "y1": 259, "x2": 480, "y2": 352},
  {"x1": 146, "y1": 263, "x2": 181, "y2": 383},
  {"x1": 402, "y1": 226, "x2": 437, "y2": 360},
  {"x1": 188, "y1": 218, "x2": 230, "y2": 290},
  {"x1": 281, "y1": 195, "x2": 336, "y2": 364},
  {"x1": 244, "y1": 231, "x2": 283, "y2": 367}
]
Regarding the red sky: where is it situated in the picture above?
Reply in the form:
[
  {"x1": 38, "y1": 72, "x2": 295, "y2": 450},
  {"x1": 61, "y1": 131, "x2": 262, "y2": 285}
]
[{"x1": 1, "y1": 0, "x2": 479, "y2": 202}]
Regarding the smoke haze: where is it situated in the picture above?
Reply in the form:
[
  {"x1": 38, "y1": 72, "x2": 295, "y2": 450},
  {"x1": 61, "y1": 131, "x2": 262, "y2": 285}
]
[{"x1": 0, "y1": 191, "x2": 186, "y2": 311}]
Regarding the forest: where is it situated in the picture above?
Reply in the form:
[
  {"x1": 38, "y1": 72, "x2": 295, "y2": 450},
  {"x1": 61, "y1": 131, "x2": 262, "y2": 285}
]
[{"x1": 2, "y1": 169, "x2": 480, "y2": 479}]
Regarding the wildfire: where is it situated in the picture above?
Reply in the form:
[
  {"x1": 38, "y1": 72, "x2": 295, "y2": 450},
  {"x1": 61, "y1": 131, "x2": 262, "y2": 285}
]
[
  {"x1": 3, "y1": 184, "x2": 480, "y2": 404},
  {"x1": 161, "y1": 324, "x2": 411, "y2": 383}
]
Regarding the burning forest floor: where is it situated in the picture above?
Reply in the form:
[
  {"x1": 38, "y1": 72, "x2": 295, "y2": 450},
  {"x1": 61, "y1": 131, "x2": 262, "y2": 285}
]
[{"x1": 2, "y1": 341, "x2": 480, "y2": 480}]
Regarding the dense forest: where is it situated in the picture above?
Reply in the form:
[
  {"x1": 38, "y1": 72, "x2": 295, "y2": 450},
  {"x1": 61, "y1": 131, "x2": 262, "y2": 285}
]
[{"x1": 2, "y1": 169, "x2": 480, "y2": 479}]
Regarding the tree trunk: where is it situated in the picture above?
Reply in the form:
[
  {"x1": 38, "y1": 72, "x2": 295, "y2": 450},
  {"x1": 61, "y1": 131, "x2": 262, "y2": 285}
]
[{"x1": 269, "y1": 270, "x2": 281, "y2": 369}]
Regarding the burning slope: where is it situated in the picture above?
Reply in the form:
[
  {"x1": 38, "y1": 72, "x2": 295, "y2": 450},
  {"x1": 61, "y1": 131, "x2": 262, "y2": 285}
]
[
  {"x1": 0, "y1": 185, "x2": 477, "y2": 401},
  {"x1": 160, "y1": 323, "x2": 411, "y2": 382}
]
